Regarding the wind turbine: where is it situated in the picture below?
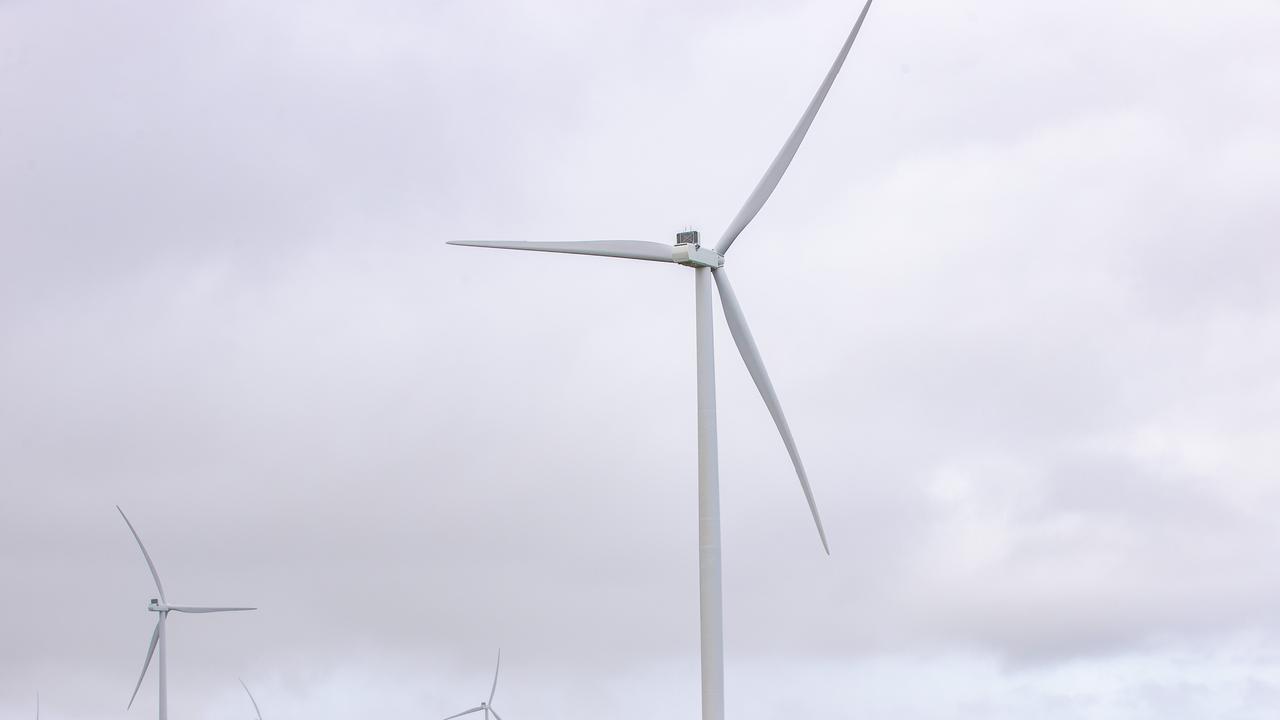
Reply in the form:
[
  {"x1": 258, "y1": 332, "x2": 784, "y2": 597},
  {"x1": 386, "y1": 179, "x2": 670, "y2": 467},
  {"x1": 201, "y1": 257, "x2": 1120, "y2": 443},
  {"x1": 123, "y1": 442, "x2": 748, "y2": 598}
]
[
  {"x1": 447, "y1": 2, "x2": 877, "y2": 718},
  {"x1": 240, "y1": 678, "x2": 262, "y2": 720},
  {"x1": 441, "y1": 651, "x2": 506, "y2": 720},
  {"x1": 117, "y1": 506, "x2": 256, "y2": 720}
]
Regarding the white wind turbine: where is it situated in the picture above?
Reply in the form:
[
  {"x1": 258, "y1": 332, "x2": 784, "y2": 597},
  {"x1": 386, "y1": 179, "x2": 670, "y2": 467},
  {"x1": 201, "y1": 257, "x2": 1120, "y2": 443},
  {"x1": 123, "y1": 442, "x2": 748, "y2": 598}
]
[
  {"x1": 441, "y1": 651, "x2": 506, "y2": 720},
  {"x1": 117, "y1": 506, "x2": 256, "y2": 720},
  {"x1": 240, "y1": 678, "x2": 263, "y2": 720},
  {"x1": 447, "y1": 2, "x2": 877, "y2": 718}
]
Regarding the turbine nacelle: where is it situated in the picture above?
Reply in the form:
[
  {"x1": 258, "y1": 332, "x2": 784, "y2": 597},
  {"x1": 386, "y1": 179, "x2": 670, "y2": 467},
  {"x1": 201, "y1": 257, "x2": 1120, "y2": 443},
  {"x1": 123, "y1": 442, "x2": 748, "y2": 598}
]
[{"x1": 671, "y1": 231, "x2": 724, "y2": 269}]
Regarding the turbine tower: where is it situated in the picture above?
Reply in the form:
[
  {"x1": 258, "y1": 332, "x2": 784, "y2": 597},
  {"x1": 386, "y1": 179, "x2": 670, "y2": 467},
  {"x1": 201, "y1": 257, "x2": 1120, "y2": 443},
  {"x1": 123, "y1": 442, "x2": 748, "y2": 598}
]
[
  {"x1": 446, "y1": 2, "x2": 877, "y2": 718},
  {"x1": 117, "y1": 506, "x2": 256, "y2": 720},
  {"x1": 441, "y1": 651, "x2": 505, "y2": 720}
]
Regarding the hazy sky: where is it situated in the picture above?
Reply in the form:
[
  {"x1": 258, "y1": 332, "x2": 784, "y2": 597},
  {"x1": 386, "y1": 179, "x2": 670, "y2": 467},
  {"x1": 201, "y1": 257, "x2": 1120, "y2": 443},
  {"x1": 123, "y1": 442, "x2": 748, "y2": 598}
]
[{"x1": 3, "y1": 0, "x2": 1279, "y2": 718}]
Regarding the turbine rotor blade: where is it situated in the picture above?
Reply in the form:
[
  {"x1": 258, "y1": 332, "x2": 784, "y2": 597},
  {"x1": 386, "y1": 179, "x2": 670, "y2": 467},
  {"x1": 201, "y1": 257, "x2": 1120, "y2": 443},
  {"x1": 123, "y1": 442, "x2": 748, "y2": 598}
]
[
  {"x1": 713, "y1": 269, "x2": 829, "y2": 553},
  {"x1": 441, "y1": 707, "x2": 484, "y2": 720},
  {"x1": 239, "y1": 679, "x2": 262, "y2": 720},
  {"x1": 168, "y1": 606, "x2": 256, "y2": 613},
  {"x1": 447, "y1": 240, "x2": 676, "y2": 264},
  {"x1": 715, "y1": 0, "x2": 877, "y2": 256},
  {"x1": 116, "y1": 506, "x2": 166, "y2": 602},
  {"x1": 489, "y1": 707, "x2": 505, "y2": 720},
  {"x1": 488, "y1": 650, "x2": 501, "y2": 705},
  {"x1": 128, "y1": 618, "x2": 161, "y2": 709}
]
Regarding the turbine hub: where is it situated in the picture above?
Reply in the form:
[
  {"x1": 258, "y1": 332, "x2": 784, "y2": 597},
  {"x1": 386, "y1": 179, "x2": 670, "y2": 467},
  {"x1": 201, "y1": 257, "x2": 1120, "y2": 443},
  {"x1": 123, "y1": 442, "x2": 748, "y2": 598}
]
[{"x1": 672, "y1": 230, "x2": 724, "y2": 268}]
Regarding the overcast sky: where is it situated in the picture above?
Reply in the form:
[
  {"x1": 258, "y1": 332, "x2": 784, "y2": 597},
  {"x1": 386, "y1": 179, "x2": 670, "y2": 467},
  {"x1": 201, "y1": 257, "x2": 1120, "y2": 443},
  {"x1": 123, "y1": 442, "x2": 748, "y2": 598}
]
[{"x1": 3, "y1": 0, "x2": 1279, "y2": 718}]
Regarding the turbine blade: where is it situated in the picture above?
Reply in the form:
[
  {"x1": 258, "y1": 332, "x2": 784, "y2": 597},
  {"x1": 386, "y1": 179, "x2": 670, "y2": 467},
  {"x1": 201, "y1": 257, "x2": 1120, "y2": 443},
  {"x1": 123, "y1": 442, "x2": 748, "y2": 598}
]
[
  {"x1": 489, "y1": 707, "x2": 505, "y2": 720},
  {"x1": 127, "y1": 619, "x2": 161, "y2": 709},
  {"x1": 116, "y1": 506, "x2": 166, "y2": 602},
  {"x1": 715, "y1": 0, "x2": 877, "y2": 256},
  {"x1": 713, "y1": 269, "x2": 829, "y2": 553},
  {"x1": 447, "y1": 240, "x2": 676, "y2": 264},
  {"x1": 441, "y1": 707, "x2": 484, "y2": 720},
  {"x1": 239, "y1": 679, "x2": 262, "y2": 720},
  {"x1": 488, "y1": 649, "x2": 501, "y2": 705},
  {"x1": 168, "y1": 606, "x2": 255, "y2": 613}
]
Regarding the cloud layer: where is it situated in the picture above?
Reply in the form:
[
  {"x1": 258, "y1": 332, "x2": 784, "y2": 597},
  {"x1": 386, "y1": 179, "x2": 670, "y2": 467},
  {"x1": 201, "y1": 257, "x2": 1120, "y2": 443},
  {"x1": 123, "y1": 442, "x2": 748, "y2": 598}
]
[{"x1": 3, "y1": 0, "x2": 1279, "y2": 717}]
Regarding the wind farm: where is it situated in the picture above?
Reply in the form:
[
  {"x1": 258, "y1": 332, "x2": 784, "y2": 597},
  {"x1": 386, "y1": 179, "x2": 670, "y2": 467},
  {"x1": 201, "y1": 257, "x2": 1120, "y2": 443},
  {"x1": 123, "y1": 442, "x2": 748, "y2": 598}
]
[{"x1": 8, "y1": 0, "x2": 1275, "y2": 718}]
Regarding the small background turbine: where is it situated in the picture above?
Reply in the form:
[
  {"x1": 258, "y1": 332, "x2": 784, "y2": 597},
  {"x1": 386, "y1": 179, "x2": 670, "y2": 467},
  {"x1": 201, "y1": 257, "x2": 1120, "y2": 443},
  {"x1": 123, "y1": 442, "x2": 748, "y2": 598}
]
[
  {"x1": 117, "y1": 506, "x2": 256, "y2": 720},
  {"x1": 442, "y1": 650, "x2": 506, "y2": 720},
  {"x1": 240, "y1": 678, "x2": 262, "y2": 720}
]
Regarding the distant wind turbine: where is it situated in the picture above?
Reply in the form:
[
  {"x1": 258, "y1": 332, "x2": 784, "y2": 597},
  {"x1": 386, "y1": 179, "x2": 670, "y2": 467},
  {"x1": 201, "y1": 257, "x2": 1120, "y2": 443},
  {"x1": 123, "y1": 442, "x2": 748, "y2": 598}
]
[
  {"x1": 446, "y1": 2, "x2": 877, "y2": 718},
  {"x1": 117, "y1": 506, "x2": 256, "y2": 720},
  {"x1": 240, "y1": 679, "x2": 262, "y2": 720},
  {"x1": 442, "y1": 651, "x2": 506, "y2": 720}
]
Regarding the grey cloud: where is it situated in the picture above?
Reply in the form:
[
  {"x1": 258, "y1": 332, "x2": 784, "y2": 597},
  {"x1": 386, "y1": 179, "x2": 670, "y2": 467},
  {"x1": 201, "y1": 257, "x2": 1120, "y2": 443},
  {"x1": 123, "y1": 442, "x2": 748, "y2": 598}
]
[{"x1": 3, "y1": 0, "x2": 1280, "y2": 718}]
